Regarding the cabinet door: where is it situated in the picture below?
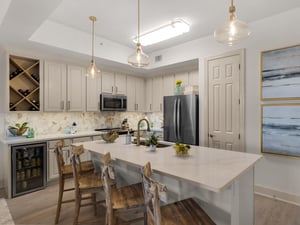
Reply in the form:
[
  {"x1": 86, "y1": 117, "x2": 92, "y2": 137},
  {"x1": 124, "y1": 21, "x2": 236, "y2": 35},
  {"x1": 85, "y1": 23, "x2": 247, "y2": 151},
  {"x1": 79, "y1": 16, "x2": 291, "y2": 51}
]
[
  {"x1": 126, "y1": 75, "x2": 136, "y2": 111},
  {"x1": 152, "y1": 76, "x2": 163, "y2": 112},
  {"x1": 47, "y1": 149, "x2": 59, "y2": 180},
  {"x1": 86, "y1": 76, "x2": 101, "y2": 111},
  {"x1": 101, "y1": 71, "x2": 114, "y2": 94},
  {"x1": 44, "y1": 61, "x2": 67, "y2": 111},
  {"x1": 145, "y1": 78, "x2": 153, "y2": 112},
  {"x1": 188, "y1": 70, "x2": 199, "y2": 86},
  {"x1": 135, "y1": 77, "x2": 145, "y2": 112},
  {"x1": 114, "y1": 73, "x2": 126, "y2": 95},
  {"x1": 67, "y1": 65, "x2": 86, "y2": 112},
  {"x1": 163, "y1": 74, "x2": 175, "y2": 97}
]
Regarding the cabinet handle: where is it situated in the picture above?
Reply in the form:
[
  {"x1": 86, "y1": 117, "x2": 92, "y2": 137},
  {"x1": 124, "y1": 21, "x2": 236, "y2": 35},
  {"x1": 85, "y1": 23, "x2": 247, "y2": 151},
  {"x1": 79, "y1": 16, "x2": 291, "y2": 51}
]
[
  {"x1": 60, "y1": 101, "x2": 64, "y2": 110},
  {"x1": 136, "y1": 104, "x2": 138, "y2": 111},
  {"x1": 150, "y1": 104, "x2": 152, "y2": 110},
  {"x1": 160, "y1": 103, "x2": 162, "y2": 111},
  {"x1": 116, "y1": 86, "x2": 118, "y2": 93},
  {"x1": 112, "y1": 86, "x2": 114, "y2": 93},
  {"x1": 67, "y1": 101, "x2": 71, "y2": 111}
]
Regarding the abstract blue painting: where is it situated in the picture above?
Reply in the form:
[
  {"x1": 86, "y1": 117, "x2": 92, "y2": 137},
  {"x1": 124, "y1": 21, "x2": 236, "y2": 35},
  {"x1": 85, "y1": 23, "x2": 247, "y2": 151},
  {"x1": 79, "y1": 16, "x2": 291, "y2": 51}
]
[
  {"x1": 261, "y1": 104, "x2": 300, "y2": 157},
  {"x1": 261, "y1": 45, "x2": 300, "y2": 100}
]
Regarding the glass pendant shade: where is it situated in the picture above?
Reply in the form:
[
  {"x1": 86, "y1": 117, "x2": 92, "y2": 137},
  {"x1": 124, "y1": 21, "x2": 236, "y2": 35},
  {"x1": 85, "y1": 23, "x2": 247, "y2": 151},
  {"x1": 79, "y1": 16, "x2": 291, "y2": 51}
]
[
  {"x1": 86, "y1": 16, "x2": 100, "y2": 78},
  {"x1": 86, "y1": 60, "x2": 100, "y2": 79},
  {"x1": 214, "y1": 0, "x2": 250, "y2": 46},
  {"x1": 128, "y1": 0, "x2": 149, "y2": 68},
  {"x1": 128, "y1": 43, "x2": 149, "y2": 67}
]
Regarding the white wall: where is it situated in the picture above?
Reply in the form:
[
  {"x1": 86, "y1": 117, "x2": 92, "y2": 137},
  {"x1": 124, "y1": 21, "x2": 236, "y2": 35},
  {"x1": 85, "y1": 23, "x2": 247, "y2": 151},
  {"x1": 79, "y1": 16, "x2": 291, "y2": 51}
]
[{"x1": 150, "y1": 8, "x2": 300, "y2": 199}]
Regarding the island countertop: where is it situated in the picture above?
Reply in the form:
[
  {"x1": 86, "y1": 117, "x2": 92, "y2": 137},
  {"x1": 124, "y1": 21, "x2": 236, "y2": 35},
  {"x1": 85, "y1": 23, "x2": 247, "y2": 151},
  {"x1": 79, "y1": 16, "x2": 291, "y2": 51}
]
[{"x1": 74, "y1": 138, "x2": 262, "y2": 193}]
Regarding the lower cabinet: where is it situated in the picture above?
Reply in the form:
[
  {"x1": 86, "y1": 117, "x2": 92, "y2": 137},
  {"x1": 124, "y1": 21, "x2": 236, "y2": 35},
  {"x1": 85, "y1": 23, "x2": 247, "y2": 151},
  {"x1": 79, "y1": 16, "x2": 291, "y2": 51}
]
[{"x1": 47, "y1": 136, "x2": 92, "y2": 181}]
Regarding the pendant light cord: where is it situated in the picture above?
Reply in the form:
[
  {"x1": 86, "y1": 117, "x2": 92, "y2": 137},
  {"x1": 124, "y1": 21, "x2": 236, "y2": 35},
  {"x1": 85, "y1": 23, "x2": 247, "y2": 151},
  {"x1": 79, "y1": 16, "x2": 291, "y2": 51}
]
[
  {"x1": 92, "y1": 18, "x2": 95, "y2": 62},
  {"x1": 137, "y1": 0, "x2": 140, "y2": 44}
]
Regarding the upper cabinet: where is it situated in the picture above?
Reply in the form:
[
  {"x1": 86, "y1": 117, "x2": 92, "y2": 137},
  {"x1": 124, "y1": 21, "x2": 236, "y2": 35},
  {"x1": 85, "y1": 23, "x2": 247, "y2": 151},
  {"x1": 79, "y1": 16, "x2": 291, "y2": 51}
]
[
  {"x1": 145, "y1": 76, "x2": 163, "y2": 112},
  {"x1": 126, "y1": 75, "x2": 145, "y2": 112},
  {"x1": 163, "y1": 74, "x2": 175, "y2": 96},
  {"x1": 101, "y1": 71, "x2": 126, "y2": 95},
  {"x1": 9, "y1": 55, "x2": 41, "y2": 111},
  {"x1": 44, "y1": 61, "x2": 86, "y2": 112},
  {"x1": 86, "y1": 75, "x2": 101, "y2": 112}
]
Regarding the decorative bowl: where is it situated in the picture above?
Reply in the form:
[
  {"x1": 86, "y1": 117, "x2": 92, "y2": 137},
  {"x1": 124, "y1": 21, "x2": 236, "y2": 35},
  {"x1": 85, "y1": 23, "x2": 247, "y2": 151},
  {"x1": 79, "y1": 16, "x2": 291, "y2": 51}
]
[
  {"x1": 173, "y1": 143, "x2": 190, "y2": 156},
  {"x1": 101, "y1": 131, "x2": 119, "y2": 143}
]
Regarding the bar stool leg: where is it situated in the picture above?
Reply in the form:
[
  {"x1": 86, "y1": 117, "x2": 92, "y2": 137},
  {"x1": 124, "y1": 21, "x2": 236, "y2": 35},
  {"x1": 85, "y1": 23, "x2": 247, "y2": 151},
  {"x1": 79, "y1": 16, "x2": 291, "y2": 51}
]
[
  {"x1": 73, "y1": 197, "x2": 81, "y2": 225},
  {"x1": 55, "y1": 176, "x2": 64, "y2": 224},
  {"x1": 92, "y1": 193, "x2": 97, "y2": 216}
]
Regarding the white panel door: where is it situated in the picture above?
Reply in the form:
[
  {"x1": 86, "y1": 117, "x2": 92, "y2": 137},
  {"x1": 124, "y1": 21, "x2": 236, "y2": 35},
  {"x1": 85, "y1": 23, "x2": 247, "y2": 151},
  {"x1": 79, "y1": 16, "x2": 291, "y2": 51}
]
[
  {"x1": 86, "y1": 76, "x2": 101, "y2": 111},
  {"x1": 67, "y1": 65, "x2": 86, "y2": 111},
  {"x1": 208, "y1": 54, "x2": 240, "y2": 151},
  {"x1": 101, "y1": 71, "x2": 114, "y2": 94},
  {"x1": 44, "y1": 61, "x2": 67, "y2": 112},
  {"x1": 152, "y1": 76, "x2": 163, "y2": 112},
  {"x1": 114, "y1": 73, "x2": 126, "y2": 95}
]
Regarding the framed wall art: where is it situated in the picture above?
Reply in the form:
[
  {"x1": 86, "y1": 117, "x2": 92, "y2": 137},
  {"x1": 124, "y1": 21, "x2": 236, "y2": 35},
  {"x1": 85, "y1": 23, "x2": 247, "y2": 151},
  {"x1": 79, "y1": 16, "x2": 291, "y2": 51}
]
[
  {"x1": 261, "y1": 104, "x2": 300, "y2": 157},
  {"x1": 261, "y1": 44, "x2": 300, "y2": 100}
]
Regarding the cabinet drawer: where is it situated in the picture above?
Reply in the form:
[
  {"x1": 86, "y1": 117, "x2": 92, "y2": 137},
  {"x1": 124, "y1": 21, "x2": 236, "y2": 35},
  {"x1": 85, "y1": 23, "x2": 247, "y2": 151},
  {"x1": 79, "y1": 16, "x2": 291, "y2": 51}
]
[
  {"x1": 72, "y1": 136, "x2": 92, "y2": 143},
  {"x1": 48, "y1": 139, "x2": 72, "y2": 149}
]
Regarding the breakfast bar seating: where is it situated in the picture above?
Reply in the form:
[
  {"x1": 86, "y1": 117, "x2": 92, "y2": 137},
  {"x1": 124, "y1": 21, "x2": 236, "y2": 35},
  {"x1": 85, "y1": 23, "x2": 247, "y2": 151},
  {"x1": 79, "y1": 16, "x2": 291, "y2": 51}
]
[
  {"x1": 54, "y1": 141, "x2": 94, "y2": 224},
  {"x1": 141, "y1": 162, "x2": 216, "y2": 225},
  {"x1": 101, "y1": 152, "x2": 147, "y2": 225}
]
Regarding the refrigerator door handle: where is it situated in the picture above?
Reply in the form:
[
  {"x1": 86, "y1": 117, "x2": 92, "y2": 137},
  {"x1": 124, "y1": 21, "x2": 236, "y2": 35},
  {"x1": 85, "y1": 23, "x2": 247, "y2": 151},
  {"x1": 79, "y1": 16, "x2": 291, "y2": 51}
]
[
  {"x1": 177, "y1": 98, "x2": 181, "y2": 140},
  {"x1": 173, "y1": 98, "x2": 178, "y2": 140}
]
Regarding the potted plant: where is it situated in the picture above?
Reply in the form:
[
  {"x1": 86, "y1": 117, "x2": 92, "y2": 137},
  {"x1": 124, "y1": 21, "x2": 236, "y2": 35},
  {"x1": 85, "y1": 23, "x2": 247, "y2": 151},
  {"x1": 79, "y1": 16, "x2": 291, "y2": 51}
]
[
  {"x1": 146, "y1": 132, "x2": 159, "y2": 152},
  {"x1": 8, "y1": 122, "x2": 29, "y2": 136}
]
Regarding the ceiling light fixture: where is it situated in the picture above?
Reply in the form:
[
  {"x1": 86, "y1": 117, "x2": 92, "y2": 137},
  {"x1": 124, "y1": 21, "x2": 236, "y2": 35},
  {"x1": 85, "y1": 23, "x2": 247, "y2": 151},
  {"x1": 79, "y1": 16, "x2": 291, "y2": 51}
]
[
  {"x1": 86, "y1": 16, "x2": 100, "y2": 78},
  {"x1": 128, "y1": 0, "x2": 149, "y2": 68},
  {"x1": 214, "y1": 0, "x2": 250, "y2": 46},
  {"x1": 134, "y1": 19, "x2": 190, "y2": 46}
]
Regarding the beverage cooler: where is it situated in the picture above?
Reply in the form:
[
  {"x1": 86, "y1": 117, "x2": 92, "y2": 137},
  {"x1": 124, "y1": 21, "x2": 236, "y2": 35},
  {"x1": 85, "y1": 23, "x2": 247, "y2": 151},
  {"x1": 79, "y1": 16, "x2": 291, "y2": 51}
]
[{"x1": 11, "y1": 142, "x2": 47, "y2": 197}]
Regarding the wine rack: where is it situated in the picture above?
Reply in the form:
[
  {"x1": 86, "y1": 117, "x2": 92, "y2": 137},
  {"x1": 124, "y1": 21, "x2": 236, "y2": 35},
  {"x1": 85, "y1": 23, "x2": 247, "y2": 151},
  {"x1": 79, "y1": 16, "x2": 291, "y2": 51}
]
[{"x1": 9, "y1": 55, "x2": 40, "y2": 111}]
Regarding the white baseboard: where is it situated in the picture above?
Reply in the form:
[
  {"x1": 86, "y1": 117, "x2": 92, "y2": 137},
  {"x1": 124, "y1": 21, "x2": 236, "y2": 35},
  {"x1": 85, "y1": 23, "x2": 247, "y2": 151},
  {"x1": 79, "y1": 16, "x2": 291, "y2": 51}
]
[{"x1": 255, "y1": 185, "x2": 300, "y2": 206}]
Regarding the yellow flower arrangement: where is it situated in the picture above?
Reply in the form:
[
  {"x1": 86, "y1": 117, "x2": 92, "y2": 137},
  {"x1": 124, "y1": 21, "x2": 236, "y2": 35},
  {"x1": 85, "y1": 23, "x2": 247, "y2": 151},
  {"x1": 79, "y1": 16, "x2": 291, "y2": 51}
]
[
  {"x1": 175, "y1": 79, "x2": 182, "y2": 85},
  {"x1": 173, "y1": 142, "x2": 190, "y2": 155}
]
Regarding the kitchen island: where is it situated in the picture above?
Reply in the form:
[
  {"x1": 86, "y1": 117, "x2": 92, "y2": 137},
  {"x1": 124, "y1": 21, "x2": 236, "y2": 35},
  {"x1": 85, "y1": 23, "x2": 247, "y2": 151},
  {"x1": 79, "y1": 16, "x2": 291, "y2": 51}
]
[{"x1": 74, "y1": 138, "x2": 262, "y2": 225}]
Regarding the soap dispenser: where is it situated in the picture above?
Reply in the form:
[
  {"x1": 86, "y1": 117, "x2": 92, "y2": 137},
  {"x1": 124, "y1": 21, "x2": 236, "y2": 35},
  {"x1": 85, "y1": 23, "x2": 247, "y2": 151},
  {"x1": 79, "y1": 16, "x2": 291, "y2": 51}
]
[
  {"x1": 71, "y1": 122, "x2": 77, "y2": 134},
  {"x1": 125, "y1": 130, "x2": 131, "y2": 144}
]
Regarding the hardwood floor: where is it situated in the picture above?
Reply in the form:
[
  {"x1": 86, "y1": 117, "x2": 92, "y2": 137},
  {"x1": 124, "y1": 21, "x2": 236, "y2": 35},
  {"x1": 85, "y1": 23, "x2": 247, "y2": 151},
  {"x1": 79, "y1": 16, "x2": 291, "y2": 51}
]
[{"x1": 2, "y1": 181, "x2": 300, "y2": 225}]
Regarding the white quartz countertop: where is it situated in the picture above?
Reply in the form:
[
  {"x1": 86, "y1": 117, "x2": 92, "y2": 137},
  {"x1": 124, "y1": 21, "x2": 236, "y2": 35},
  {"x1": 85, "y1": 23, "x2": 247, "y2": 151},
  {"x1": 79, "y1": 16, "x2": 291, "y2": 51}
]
[
  {"x1": 74, "y1": 138, "x2": 262, "y2": 193},
  {"x1": 0, "y1": 131, "x2": 103, "y2": 145}
]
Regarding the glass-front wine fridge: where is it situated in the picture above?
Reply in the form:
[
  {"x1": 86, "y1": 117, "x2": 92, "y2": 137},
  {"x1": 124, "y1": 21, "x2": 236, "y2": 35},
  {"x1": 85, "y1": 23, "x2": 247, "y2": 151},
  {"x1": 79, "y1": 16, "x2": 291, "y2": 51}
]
[{"x1": 11, "y1": 142, "x2": 47, "y2": 197}]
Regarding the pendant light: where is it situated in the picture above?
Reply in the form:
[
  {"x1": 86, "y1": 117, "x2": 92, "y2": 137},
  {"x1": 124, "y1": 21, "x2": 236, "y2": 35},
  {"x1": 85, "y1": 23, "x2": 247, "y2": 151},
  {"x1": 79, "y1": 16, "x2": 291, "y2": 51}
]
[
  {"x1": 86, "y1": 16, "x2": 100, "y2": 78},
  {"x1": 128, "y1": 0, "x2": 149, "y2": 67},
  {"x1": 214, "y1": 0, "x2": 250, "y2": 46}
]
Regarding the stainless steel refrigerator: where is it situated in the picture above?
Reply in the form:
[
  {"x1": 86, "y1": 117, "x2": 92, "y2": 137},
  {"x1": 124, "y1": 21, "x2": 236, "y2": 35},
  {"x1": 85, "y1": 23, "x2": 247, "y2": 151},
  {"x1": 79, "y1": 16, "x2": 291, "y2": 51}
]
[{"x1": 163, "y1": 95, "x2": 199, "y2": 145}]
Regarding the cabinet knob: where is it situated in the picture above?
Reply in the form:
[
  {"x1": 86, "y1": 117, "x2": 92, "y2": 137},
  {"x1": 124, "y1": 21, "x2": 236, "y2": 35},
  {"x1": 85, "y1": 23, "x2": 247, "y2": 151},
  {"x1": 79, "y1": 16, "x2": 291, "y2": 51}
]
[{"x1": 209, "y1": 134, "x2": 214, "y2": 138}]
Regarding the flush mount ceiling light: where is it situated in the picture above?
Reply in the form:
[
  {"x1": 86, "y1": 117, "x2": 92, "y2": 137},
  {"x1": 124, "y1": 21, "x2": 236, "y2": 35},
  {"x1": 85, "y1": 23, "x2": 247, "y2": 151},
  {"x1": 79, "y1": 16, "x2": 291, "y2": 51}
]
[
  {"x1": 214, "y1": 0, "x2": 250, "y2": 46},
  {"x1": 86, "y1": 16, "x2": 100, "y2": 78},
  {"x1": 134, "y1": 19, "x2": 190, "y2": 46},
  {"x1": 128, "y1": 0, "x2": 149, "y2": 68}
]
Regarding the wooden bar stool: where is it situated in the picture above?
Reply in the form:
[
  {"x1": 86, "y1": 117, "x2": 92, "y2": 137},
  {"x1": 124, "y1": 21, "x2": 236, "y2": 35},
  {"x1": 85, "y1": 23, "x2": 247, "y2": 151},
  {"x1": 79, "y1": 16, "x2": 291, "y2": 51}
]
[
  {"x1": 54, "y1": 141, "x2": 94, "y2": 224},
  {"x1": 71, "y1": 149, "x2": 116, "y2": 225},
  {"x1": 141, "y1": 162, "x2": 216, "y2": 225},
  {"x1": 101, "y1": 152, "x2": 147, "y2": 225}
]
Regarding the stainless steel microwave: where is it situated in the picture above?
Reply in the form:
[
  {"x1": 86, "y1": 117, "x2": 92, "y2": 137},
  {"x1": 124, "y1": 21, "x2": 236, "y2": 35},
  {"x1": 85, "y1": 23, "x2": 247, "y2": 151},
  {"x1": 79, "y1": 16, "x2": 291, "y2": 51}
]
[{"x1": 100, "y1": 94, "x2": 127, "y2": 111}]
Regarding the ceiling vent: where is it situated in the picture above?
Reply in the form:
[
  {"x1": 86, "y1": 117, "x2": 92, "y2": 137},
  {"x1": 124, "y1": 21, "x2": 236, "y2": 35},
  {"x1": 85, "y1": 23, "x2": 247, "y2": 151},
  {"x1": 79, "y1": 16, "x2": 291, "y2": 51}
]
[{"x1": 155, "y1": 55, "x2": 162, "y2": 62}]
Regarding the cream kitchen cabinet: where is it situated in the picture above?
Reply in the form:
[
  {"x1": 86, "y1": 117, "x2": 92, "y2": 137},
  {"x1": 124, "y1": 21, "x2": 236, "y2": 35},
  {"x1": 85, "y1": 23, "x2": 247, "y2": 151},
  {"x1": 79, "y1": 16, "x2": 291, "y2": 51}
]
[
  {"x1": 101, "y1": 71, "x2": 126, "y2": 95},
  {"x1": 44, "y1": 61, "x2": 86, "y2": 112},
  {"x1": 145, "y1": 76, "x2": 163, "y2": 112},
  {"x1": 126, "y1": 75, "x2": 145, "y2": 112},
  {"x1": 163, "y1": 74, "x2": 175, "y2": 96},
  {"x1": 86, "y1": 76, "x2": 102, "y2": 111}
]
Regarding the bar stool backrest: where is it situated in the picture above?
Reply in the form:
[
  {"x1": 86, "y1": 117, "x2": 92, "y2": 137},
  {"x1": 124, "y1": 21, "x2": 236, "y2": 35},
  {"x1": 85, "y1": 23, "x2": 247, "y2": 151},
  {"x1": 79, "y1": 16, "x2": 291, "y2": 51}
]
[{"x1": 54, "y1": 140, "x2": 66, "y2": 177}]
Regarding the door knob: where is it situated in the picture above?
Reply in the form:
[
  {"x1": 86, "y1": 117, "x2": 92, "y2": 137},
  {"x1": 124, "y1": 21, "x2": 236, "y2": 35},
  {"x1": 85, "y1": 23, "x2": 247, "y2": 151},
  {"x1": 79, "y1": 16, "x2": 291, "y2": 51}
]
[{"x1": 209, "y1": 134, "x2": 214, "y2": 138}]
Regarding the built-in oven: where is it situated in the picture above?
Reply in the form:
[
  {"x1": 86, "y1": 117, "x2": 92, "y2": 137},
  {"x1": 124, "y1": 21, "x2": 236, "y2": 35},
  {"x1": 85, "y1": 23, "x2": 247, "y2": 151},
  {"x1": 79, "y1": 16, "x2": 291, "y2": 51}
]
[{"x1": 100, "y1": 94, "x2": 127, "y2": 111}]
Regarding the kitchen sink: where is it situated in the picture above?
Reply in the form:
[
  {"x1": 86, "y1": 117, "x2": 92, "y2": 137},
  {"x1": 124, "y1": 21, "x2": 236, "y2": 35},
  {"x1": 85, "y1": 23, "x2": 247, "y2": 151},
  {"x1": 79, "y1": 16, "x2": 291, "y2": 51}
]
[{"x1": 131, "y1": 139, "x2": 171, "y2": 148}]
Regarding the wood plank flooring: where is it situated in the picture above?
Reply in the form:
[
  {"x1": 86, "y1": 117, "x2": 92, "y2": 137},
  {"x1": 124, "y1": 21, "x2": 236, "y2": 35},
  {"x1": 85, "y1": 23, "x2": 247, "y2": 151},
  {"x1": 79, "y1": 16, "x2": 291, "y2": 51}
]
[{"x1": 2, "y1": 181, "x2": 300, "y2": 225}]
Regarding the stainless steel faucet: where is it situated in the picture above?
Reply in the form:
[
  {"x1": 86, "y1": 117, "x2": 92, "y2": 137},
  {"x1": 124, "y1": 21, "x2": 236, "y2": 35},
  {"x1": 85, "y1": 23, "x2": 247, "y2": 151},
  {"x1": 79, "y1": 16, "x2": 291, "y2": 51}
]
[{"x1": 136, "y1": 118, "x2": 150, "y2": 146}]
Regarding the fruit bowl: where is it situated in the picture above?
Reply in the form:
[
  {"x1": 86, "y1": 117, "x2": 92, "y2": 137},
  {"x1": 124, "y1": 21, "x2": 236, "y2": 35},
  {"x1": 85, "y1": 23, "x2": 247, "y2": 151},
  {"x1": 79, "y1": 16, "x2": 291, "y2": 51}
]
[
  {"x1": 101, "y1": 131, "x2": 119, "y2": 143},
  {"x1": 173, "y1": 143, "x2": 190, "y2": 156}
]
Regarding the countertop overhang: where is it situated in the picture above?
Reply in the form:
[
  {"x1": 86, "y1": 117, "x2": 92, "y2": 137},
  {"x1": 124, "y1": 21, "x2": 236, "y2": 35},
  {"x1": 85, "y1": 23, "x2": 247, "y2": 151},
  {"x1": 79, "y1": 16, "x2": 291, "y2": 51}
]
[{"x1": 74, "y1": 138, "x2": 262, "y2": 193}]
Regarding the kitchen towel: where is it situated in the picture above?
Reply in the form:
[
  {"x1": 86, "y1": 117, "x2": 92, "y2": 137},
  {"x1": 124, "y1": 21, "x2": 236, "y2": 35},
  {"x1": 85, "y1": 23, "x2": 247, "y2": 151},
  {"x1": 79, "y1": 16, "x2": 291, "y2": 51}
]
[{"x1": 0, "y1": 198, "x2": 15, "y2": 225}]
